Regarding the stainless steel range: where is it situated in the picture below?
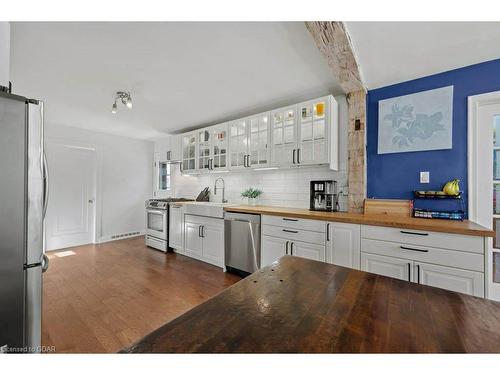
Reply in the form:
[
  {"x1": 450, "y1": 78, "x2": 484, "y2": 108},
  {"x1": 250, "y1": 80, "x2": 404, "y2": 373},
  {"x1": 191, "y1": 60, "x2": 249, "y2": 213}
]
[{"x1": 145, "y1": 198, "x2": 193, "y2": 252}]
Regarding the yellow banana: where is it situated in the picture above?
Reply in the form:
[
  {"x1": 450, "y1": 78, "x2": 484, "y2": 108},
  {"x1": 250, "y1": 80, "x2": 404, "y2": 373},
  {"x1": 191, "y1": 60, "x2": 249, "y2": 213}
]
[{"x1": 443, "y1": 179, "x2": 460, "y2": 195}]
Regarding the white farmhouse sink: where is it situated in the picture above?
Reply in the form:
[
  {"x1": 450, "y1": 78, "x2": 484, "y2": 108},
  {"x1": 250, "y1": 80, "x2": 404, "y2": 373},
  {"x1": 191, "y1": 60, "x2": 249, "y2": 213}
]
[{"x1": 183, "y1": 202, "x2": 237, "y2": 219}]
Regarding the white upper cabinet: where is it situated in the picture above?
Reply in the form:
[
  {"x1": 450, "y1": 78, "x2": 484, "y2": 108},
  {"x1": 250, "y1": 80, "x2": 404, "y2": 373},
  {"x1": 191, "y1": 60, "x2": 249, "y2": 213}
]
[
  {"x1": 271, "y1": 105, "x2": 297, "y2": 168},
  {"x1": 297, "y1": 97, "x2": 329, "y2": 166},
  {"x1": 155, "y1": 135, "x2": 181, "y2": 163},
  {"x1": 270, "y1": 95, "x2": 338, "y2": 169},
  {"x1": 248, "y1": 113, "x2": 271, "y2": 169},
  {"x1": 197, "y1": 127, "x2": 212, "y2": 173},
  {"x1": 229, "y1": 118, "x2": 248, "y2": 170},
  {"x1": 173, "y1": 94, "x2": 338, "y2": 176},
  {"x1": 166, "y1": 134, "x2": 181, "y2": 162},
  {"x1": 181, "y1": 132, "x2": 197, "y2": 174},
  {"x1": 229, "y1": 112, "x2": 270, "y2": 170},
  {"x1": 211, "y1": 124, "x2": 229, "y2": 171},
  {"x1": 195, "y1": 123, "x2": 229, "y2": 174}
]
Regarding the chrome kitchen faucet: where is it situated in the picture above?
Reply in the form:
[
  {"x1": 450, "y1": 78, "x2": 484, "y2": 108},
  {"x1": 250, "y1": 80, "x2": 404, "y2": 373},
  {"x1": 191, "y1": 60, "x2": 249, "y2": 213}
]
[{"x1": 214, "y1": 177, "x2": 227, "y2": 203}]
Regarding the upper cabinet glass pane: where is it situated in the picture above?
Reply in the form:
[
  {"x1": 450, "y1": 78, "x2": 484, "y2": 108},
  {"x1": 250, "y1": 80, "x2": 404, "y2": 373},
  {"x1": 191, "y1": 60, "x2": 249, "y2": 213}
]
[
  {"x1": 301, "y1": 105, "x2": 313, "y2": 122},
  {"x1": 251, "y1": 118, "x2": 259, "y2": 133},
  {"x1": 494, "y1": 116, "x2": 500, "y2": 146},
  {"x1": 494, "y1": 150, "x2": 500, "y2": 180},
  {"x1": 494, "y1": 184, "x2": 500, "y2": 214},
  {"x1": 314, "y1": 101, "x2": 325, "y2": 118},
  {"x1": 230, "y1": 124, "x2": 238, "y2": 137}
]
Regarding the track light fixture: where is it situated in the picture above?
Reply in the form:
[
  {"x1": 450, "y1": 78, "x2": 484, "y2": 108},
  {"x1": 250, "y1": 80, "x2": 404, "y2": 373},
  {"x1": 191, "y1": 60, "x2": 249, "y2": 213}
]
[{"x1": 111, "y1": 91, "x2": 132, "y2": 114}]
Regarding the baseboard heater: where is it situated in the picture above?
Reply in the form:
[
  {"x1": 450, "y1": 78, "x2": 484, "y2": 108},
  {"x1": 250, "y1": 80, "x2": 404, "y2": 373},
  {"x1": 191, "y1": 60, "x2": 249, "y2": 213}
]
[{"x1": 111, "y1": 231, "x2": 141, "y2": 240}]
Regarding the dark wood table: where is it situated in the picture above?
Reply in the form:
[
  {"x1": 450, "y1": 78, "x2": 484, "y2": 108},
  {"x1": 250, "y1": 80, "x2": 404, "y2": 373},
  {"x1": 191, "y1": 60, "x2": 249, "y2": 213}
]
[{"x1": 123, "y1": 256, "x2": 500, "y2": 353}]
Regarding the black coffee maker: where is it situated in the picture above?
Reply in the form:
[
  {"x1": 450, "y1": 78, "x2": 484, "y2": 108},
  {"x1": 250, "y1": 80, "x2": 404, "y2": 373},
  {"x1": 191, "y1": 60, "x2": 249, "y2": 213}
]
[{"x1": 310, "y1": 180, "x2": 338, "y2": 212}]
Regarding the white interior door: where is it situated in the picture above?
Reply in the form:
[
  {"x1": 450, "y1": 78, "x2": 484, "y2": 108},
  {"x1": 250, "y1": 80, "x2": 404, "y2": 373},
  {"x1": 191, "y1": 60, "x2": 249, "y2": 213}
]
[
  {"x1": 468, "y1": 92, "x2": 500, "y2": 301},
  {"x1": 45, "y1": 142, "x2": 96, "y2": 251}
]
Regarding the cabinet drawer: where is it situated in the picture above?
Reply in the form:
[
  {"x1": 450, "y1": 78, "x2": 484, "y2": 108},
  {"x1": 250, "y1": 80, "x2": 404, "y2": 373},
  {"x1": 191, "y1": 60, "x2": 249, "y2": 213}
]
[
  {"x1": 416, "y1": 262, "x2": 484, "y2": 297},
  {"x1": 361, "y1": 225, "x2": 484, "y2": 254},
  {"x1": 361, "y1": 238, "x2": 484, "y2": 272},
  {"x1": 263, "y1": 224, "x2": 326, "y2": 245},
  {"x1": 185, "y1": 214, "x2": 223, "y2": 229},
  {"x1": 361, "y1": 252, "x2": 412, "y2": 282},
  {"x1": 262, "y1": 215, "x2": 325, "y2": 233}
]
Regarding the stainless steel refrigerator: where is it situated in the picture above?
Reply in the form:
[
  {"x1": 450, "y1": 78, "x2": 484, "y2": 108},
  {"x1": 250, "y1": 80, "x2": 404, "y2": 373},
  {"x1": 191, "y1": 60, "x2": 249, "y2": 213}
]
[{"x1": 0, "y1": 90, "x2": 49, "y2": 353}]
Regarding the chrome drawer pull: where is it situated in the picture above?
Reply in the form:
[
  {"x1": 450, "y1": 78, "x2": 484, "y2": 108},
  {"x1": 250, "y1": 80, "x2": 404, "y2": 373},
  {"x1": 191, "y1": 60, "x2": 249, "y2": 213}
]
[
  {"x1": 400, "y1": 245, "x2": 429, "y2": 253},
  {"x1": 282, "y1": 229, "x2": 298, "y2": 234},
  {"x1": 400, "y1": 230, "x2": 429, "y2": 236}
]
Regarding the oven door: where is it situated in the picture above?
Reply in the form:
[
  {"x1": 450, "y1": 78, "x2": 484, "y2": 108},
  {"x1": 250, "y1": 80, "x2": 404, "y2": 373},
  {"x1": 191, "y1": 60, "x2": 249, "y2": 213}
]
[{"x1": 146, "y1": 209, "x2": 168, "y2": 240}]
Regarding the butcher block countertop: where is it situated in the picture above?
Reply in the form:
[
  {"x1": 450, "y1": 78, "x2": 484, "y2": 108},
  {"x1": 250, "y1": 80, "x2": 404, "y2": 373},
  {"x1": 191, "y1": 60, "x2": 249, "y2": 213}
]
[
  {"x1": 224, "y1": 205, "x2": 494, "y2": 237},
  {"x1": 123, "y1": 257, "x2": 500, "y2": 353}
]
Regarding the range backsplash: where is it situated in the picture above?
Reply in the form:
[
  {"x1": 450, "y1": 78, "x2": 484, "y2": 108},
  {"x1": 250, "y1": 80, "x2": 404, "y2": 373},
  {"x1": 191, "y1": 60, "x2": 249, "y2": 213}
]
[{"x1": 169, "y1": 165, "x2": 348, "y2": 211}]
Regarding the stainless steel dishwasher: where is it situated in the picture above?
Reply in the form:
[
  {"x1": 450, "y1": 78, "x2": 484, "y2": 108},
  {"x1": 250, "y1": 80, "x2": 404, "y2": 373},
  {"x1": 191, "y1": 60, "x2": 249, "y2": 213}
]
[{"x1": 224, "y1": 212, "x2": 261, "y2": 275}]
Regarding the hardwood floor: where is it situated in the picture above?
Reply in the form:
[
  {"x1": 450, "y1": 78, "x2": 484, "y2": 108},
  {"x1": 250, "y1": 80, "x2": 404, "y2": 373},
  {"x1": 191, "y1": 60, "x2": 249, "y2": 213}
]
[{"x1": 42, "y1": 236, "x2": 241, "y2": 353}]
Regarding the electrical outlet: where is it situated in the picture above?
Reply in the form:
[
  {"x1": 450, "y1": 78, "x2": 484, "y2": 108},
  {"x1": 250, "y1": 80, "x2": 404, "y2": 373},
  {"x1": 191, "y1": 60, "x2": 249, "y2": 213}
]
[{"x1": 420, "y1": 171, "x2": 430, "y2": 184}]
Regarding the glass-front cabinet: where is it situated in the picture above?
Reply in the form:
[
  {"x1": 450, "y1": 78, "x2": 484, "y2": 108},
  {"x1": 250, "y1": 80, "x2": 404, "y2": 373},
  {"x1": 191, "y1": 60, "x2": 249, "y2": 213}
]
[
  {"x1": 182, "y1": 132, "x2": 197, "y2": 174},
  {"x1": 197, "y1": 128, "x2": 211, "y2": 173},
  {"x1": 211, "y1": 123, "x2": 228, "y2": 171},
  {"x1": 229, "y1": 118, "x2": 249, "y2": 170},
  {"x1": 248, "y1": 113, "x2": 270, "y2": 168},
  {"x1": 271, "y1": 105, "x2": 297, "y2": 168},
  {"x1": 270, "y1": 96, "x2": 332, "y2": 167},
  {"x1": 297, "y1": 97, "x2": 329, "y2": 165},
  {"x1": 177, "y1": 95, "x2": 336, "y2": 174},
  {"x1": 229, "y1": 113, "x2": 270, "y2": 169},
  {"x1": 196, "y1": 123, "x2": 228, "y2": 173}
]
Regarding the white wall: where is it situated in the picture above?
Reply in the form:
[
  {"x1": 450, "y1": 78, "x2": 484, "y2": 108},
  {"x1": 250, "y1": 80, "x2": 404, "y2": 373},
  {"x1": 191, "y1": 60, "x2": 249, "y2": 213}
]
[
  {"x1": 0, "y1": 22, "x2": 10, "y2": 87},
  {"x1": 45, "y1": 123, "x2": 154, "y2": 242},
  {"x1": 161, "y1": 95, "x2": 349, "y2": 211}
]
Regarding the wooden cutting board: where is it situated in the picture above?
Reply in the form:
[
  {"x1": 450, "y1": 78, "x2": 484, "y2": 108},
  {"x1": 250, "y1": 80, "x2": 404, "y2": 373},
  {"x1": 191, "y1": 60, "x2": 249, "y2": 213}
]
[{"x1": 363, "y1": 198, "x2": 412, "y2": 217}]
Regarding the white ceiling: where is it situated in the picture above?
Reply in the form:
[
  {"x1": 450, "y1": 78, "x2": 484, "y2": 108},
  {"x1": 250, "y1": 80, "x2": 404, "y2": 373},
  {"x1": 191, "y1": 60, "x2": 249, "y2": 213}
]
[
  {"x1": 11, "y1": 22, "x2": 500, "y2": 140},
  {"x1": 10, "y1": 22, "x2": 341, "y2": 139},
  {"x1": 345, "y1": 22, "x2": 500, "y2": 90}
]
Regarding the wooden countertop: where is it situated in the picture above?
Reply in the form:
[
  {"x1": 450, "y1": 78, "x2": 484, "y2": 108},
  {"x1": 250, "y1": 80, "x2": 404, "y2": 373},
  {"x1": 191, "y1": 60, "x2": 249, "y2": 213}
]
[
  {"x1": 224, "y1": 205, "x2": 494, "y2": 237},
  {"x1": 123, "y1": 256, "x2": 500, "y2": 353}
]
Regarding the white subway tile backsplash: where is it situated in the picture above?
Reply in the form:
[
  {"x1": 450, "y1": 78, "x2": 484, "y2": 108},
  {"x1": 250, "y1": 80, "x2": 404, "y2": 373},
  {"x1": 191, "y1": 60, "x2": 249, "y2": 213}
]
[{"x1": 170, "y1": 164, "x2": 348, "y2": 211}]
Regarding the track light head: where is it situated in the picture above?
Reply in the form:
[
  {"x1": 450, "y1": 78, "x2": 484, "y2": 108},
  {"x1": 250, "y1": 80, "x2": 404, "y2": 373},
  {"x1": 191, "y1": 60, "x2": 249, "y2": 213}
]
[
  {"x1": 112, "y1": 91, "x2": 133, "y2": 113},
  {"x1": 125, "y1": 96, "x2": 133, "y2": 109}
]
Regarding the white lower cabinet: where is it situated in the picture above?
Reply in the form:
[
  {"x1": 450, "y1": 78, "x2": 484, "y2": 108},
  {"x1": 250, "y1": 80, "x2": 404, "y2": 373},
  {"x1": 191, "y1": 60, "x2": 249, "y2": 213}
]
[
  {"x1": 261, "y1": 235, "x2": 325, "y2": 266},
  {"x1": 415, "y1": 262, "x2": 484, "y2": 297},
  {"x1": 184, "y1": 215, "x2": 224, "y2": 268},
  {"x1": 360, "y1": 224, "x2": 486, "y2": 297},
  {"x1": 361, "y1": 252, "x2": 485, "y2": 297},
  {"x1": 291, "y1": 240, "x2": 325, "y2": 262},
  {"x1": 261, "y1": 215, "x2": 326, "y2": 267},
  {"x1": 261, "y1": 235, "x2": 287, "y2": 266},
  {"x1": 169, "y1": 203, "x2": 184, "y2": 252},
  {"x1": 361, "y1": 253, "x2": 413, "y2": 282},
  {"x1": 202, "y1": 225, "x2": 225, "y2": 266},
  {"x1": 185, "y1": 222, "x2": 203, "y2": 258},
  {"x1": 326, "y1": 222, "x2": 360, "y2": 269}
]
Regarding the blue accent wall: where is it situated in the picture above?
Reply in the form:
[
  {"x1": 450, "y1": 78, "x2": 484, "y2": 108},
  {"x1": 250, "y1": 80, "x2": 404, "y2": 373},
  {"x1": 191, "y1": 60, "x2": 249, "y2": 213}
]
[{"x1": 367, "y1": 58, "x2": 500, "y2": 215}]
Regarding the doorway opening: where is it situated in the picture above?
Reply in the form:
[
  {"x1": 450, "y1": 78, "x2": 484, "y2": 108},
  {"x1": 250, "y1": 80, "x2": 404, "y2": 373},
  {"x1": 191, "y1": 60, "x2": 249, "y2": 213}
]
[
  {"x1": 44, "y1": 141, "x2": 98, "y2": 251},
  {"x1": 468, "y1": 91, "x2": 500, "y2": 300}
]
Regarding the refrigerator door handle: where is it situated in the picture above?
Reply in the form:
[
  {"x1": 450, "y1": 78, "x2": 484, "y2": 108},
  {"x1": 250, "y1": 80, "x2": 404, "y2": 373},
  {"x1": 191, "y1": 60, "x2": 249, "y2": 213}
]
[
  {"x1": 42, "y1": 151, "x2": 49, "y2": 219},
  {"x1": 42, "y1": 254, "x2": 49, "y2": 273}
]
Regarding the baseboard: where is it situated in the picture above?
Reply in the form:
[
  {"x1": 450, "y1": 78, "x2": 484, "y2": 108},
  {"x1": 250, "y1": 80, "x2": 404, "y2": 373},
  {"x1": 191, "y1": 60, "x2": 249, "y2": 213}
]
[{"x1": 98, "y1": 230, "x2": 145, "y2": 244}]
